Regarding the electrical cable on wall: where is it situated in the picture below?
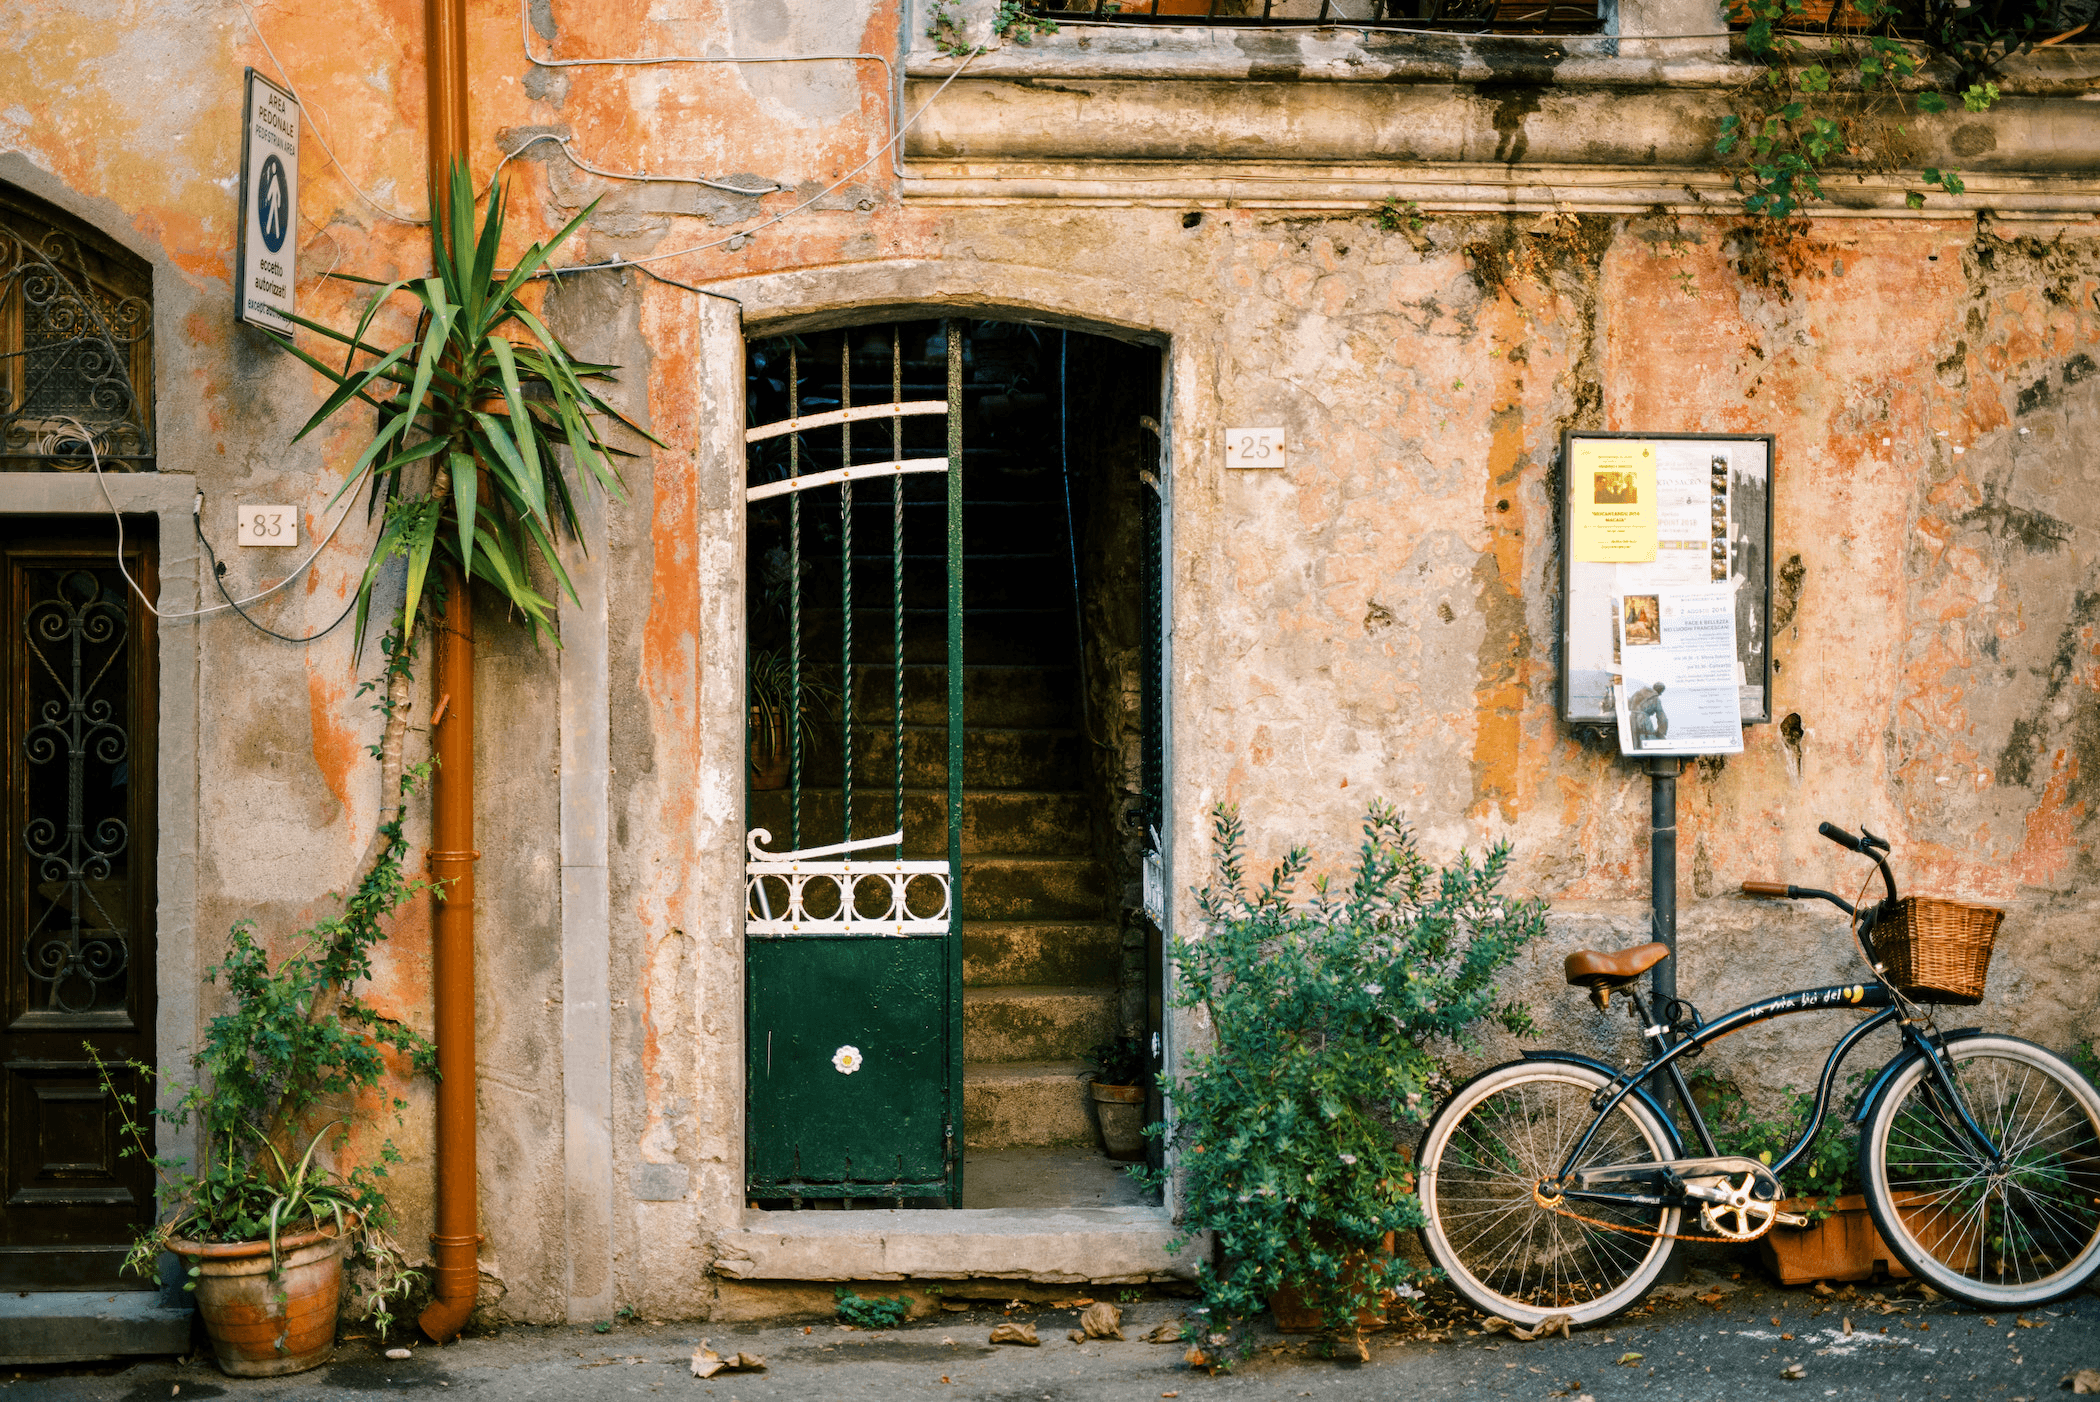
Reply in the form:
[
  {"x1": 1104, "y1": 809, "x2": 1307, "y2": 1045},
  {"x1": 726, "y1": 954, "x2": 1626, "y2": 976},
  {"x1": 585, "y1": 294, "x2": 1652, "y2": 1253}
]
[
  {"x1": 235, "y1": 0, "x2": 430, "y2": 225},
  {"x1": 55, "y1": 416, "x2": 367, "y2": 635},
  {"x1": 529, "y1": 51, "x2": 979, "y2": 279},
  {"x1": 517, "y1": 0, "x2": 905, "y2": 179}
]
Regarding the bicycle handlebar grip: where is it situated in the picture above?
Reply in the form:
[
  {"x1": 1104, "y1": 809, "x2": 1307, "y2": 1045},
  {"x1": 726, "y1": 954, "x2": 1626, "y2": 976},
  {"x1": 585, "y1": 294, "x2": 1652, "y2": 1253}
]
[
  {"x1": 1817, "y1": 821, "x2": 1865, "y2": 852},
  {"x1": 1741, "y1": 880, "x2": 1793, "y2": 897}
]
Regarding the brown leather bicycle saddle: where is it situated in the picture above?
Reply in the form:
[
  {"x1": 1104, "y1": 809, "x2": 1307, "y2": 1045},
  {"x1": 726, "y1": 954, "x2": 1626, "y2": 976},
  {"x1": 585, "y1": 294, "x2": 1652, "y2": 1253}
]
[{"x1": 1563, "y1": 941, "x2": 1671, "y2": 989}]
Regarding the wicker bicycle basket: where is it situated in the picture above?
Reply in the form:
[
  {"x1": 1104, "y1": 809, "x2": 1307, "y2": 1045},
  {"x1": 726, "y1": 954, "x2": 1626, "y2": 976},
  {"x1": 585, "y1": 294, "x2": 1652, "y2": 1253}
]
[{"x1": 1872, "y1": 896, "x2": 2004, "y2": 1005}]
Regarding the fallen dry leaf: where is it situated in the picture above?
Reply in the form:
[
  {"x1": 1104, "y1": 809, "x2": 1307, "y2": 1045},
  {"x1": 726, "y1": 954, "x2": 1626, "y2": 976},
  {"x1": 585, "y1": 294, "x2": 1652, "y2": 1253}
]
[
  {"x1": 2065, "y1": 1368, "x2": 2100, "y2": 1394},
  {"x1": 1479, "y1": 1316, "x2": 1513, "y2": 1335},
  {"x1": 1081, "y1": 1302, "x2": 1124, "y2": 1340},
  {"x1": 1617, "y1": 1351, "x2": 1644, "y2": 1365},
  {"x1": 1184, "y1": 1343, "x2": 1211, "y2": 1370},
  {"x1": 1141, "y1": 1320, "x2": 1184, "y2": 1344},
  {"x1": 2020, "y1": 1317, "x2": 2043, "y2": 1329},
  {"x1": 1843, "y1": 1317, "x2": 1853, "y2": 1336},
  {"x1": 990, "y1": 1321, "x2": 1040, "y2": 1347},
  {"x1": 1781, "y1": 1362, "x2": 1806, "y2": 1380},
  {"x1": 1510, "y1": 1314, "x2": 1573, "y2": 1342},
  {"x1": 1068, "y1": 1330, "x2": 1086, "y2": 1344},
  {"x1": 689, "y1": 1343, "x2": 765, "y2": 1378},
  {"x1": 1813, "y1": 1282, "x2": 1835, "y2": 1297}
]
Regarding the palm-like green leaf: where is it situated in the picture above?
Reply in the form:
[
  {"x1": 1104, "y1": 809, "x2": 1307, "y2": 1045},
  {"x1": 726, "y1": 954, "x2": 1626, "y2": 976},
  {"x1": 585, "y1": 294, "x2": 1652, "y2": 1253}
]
[{"x1": 282, "y1": 159, "x2": 663, "y2": 652}]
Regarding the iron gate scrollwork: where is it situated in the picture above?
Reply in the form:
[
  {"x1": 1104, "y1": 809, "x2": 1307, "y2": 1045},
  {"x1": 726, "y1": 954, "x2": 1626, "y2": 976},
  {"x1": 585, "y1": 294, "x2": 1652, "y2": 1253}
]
[{"x1": 20, "y1": 568, "x2": 130, "y2": 1013}]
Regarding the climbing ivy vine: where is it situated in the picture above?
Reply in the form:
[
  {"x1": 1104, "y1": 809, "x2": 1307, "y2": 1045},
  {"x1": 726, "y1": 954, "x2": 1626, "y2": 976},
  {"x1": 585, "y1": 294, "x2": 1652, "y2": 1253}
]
[{"x1": 1717, "y1": 0, "x2": 2070, "y2": 217}]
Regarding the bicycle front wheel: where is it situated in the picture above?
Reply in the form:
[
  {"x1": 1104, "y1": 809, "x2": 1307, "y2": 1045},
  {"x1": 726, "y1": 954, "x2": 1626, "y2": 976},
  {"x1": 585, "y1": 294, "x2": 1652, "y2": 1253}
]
[
  {"x1": 1863, "y1": 1034, "x2": 2100, "y2": 1308},
  {"x1": 1418, "y1": 1058, "x2": 1680, "y2": 1327}
]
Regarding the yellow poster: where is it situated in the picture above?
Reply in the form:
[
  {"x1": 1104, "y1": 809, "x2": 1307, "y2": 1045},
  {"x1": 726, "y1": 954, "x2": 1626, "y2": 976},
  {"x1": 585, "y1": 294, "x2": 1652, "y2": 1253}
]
[{"x1": 1572, "y1": 440, "x2": 1658, "y2": 562}]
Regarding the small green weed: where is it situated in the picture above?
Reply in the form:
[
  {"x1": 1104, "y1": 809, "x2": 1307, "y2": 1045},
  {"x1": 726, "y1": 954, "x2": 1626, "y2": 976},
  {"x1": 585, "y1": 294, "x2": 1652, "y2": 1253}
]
[
  {"x1": 836, "y1": 1287, "x2": 913, "y2": 1329},
  {"x1": 1376, "y1": 197, "x2": 1425, "y2": 234}
]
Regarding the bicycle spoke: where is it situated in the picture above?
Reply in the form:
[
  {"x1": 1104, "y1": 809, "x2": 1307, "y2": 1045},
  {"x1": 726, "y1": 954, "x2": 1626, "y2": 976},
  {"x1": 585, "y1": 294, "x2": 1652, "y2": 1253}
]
[{"x1": 1875, "y1": 1044, "x2": 2100, "y2": 1300}]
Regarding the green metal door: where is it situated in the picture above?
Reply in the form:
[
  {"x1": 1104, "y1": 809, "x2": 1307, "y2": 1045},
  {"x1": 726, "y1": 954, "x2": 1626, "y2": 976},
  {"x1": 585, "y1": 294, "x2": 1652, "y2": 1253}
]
[{"x1": 744, "y1": 322, "x2": 964, "y2": 1205}]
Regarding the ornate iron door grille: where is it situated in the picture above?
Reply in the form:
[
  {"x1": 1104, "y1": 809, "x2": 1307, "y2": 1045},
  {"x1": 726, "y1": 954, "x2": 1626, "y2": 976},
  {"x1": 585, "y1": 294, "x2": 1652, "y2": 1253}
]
[{"x1": 2, "y1": 521, "x2": 158, "y2": 1290}]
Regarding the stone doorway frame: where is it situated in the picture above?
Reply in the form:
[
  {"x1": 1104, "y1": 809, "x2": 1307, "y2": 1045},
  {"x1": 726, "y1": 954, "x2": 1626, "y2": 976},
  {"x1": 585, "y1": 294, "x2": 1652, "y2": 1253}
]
[{"x1": 680, "y1": 263, "x2": 1203, "y2": 1286}]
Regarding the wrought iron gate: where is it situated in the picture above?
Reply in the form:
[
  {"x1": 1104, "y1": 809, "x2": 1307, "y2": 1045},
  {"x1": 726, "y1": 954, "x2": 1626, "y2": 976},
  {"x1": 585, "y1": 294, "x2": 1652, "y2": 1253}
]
[{"x1": 744, "y1": 320, "x2": 964, "y2": 1205}]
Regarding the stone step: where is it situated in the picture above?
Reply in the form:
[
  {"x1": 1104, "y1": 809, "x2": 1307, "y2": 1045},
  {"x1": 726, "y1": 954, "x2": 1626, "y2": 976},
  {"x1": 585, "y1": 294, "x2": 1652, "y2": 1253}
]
[
  {"x1": 848, "y1": 663, "x2": 1076, "y2": 730},
  {"x1": 964, "y1": 921, "x2": 1122, "y2": 987},
  {"x1": 960, "y1": 857, "x2": 1112, "y2": 922},
  {"x1": 787, "y1": 610, "x2": 1074, "y2": 666},
  {"x1": 962, "y1": 1061, "x2": 1095, "y2": 1150},
  {"x1": 0, "y1": 1291, "x2": 192, "y2": 1366},
  {"x1": 833, "y1": 727, "x2": 1084, "y2": 793},
  {"x1": 963, "y1": 985, "x2": 1116, "y2": 1064},
  {"x1": 745, "y1": 789, "x2": 1092, "y2": 858}
]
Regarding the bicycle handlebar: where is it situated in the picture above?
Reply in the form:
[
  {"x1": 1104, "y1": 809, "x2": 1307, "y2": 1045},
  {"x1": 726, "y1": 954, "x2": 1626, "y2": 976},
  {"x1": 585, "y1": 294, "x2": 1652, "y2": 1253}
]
[{"x1": 1818, "y1": 821, "x2": 1864, "y2": 852}]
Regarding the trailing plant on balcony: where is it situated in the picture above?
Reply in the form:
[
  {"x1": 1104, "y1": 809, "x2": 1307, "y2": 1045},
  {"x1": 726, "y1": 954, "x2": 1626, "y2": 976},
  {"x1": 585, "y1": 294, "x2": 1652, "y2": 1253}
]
[
  {"x1": 1150, "y1": 802, "x2": 1545, "y2": 1367},
  {"x1": 1717, "y1": 0, "x2": 2070, "y2": 216}
]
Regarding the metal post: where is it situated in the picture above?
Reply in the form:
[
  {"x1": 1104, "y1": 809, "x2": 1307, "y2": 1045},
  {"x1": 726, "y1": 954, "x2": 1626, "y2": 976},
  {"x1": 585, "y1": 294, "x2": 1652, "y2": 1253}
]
[{"x1": 1646, "y1": 756, "x2": 1680, "y2": 1007}]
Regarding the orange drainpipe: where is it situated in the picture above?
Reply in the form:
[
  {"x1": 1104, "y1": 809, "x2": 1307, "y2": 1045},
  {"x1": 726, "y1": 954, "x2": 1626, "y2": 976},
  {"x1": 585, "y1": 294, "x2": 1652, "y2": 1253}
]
[{"x1": 418, "y1": 0, "x2": 480, "y2": 1347}]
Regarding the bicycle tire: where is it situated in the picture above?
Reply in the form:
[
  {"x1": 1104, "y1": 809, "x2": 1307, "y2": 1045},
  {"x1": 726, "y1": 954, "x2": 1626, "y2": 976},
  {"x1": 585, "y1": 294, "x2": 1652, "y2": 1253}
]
[
  {"x1": 1418, "y1": 1058, "x2": 1680, "y2": 1327},
  {"x1": 1862, "y1": 1033, "x2": 2100, "y2": 1308}
]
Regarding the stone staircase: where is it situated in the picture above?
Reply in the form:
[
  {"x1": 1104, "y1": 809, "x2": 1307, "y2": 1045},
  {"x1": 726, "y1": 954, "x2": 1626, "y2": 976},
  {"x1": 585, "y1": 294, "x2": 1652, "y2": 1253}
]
[{"x1": 745, "y1": 345, "x2": 1123, "y2": 1160}]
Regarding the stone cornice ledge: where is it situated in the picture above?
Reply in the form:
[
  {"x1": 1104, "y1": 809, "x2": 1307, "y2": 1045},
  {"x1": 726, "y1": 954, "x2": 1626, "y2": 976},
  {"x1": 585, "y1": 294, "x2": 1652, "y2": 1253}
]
[
  {"x1": 901, "y1": 77, "x2": 2100, "y2": 217},
  {"x1": 905, "y1": 29, "x2": 2100, "y2": 95}
]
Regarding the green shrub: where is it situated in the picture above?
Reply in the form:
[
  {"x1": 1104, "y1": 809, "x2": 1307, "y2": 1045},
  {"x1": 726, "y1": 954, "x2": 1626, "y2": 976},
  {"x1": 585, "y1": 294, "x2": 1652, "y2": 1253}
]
[{"x1": 1153, "y1": 802, "x2": 1545, "y2": 1361}]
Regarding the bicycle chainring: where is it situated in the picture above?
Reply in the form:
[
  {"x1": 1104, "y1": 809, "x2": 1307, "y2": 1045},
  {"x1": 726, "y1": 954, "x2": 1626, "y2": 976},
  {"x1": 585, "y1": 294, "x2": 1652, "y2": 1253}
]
[{"x1": 1692, "y1": 1171, "x2": 1781, "y2": 1242}]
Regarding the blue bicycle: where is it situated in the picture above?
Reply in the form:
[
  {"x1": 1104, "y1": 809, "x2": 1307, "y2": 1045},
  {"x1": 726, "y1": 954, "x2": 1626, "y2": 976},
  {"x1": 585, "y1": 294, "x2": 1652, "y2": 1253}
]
[{"x1": 1417, "y1": 820, "x2": 2100, "y2": 1323}]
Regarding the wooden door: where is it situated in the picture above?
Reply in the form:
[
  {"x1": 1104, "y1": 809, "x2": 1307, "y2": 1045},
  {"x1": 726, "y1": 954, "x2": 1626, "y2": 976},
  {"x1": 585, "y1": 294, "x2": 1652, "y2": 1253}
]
[{"x1": 0, "y1": 519, "x2": 157, "y2": 1290}]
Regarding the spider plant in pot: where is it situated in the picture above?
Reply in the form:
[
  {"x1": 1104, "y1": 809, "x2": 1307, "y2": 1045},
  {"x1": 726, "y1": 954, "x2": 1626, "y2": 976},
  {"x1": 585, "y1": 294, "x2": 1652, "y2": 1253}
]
[
  {"x1": 747, "y1": 646, "x2": 841, "y2": 790},
  {"x1": 1150, "y1": 802, "x2": 1545, "y2": 1367},
  {"x1": 92, "y1": 769, "x2": 437, "y2": 1377}
]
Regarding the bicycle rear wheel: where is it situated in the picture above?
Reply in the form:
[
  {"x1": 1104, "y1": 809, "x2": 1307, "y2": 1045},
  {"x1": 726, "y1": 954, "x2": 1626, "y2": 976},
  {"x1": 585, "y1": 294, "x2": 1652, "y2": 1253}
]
[
  {"x1": 1418, "y1": 1059, "x2": 1680, "y2": 1327},
  {"x1": 1862, "y1": 1034, "x2": 2100, "y2": 1308}
]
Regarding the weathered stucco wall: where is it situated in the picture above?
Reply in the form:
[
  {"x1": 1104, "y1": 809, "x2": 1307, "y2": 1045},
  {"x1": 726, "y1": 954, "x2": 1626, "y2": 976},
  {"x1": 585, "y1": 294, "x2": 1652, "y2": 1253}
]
[{"x1": 10, "y1": 0, "x2": 2100, "y2": 1325}]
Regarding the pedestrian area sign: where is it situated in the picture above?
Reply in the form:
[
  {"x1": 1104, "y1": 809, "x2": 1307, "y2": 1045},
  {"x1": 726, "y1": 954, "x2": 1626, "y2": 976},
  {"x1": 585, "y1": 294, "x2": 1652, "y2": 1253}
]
[{"x1": 236, "y1": 68, "x2": 299, "y2": 334}]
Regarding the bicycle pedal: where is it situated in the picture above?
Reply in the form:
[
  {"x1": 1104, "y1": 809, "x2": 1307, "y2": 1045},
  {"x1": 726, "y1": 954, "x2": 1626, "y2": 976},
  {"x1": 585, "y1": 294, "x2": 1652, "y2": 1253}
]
[{"x1": 1772, "y1": 1210, "x2": 1809, "y2": 1228}]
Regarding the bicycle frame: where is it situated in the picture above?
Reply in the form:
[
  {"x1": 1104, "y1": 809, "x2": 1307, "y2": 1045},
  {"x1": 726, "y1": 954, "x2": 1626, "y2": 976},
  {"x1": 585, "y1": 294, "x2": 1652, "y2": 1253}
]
[
  {"x1": 1553, "y1": 875, "x2": 2009, "y2": 1189},
  {"x1": 1554, "y1": 982, "x2": 1900, "y2": 1184}
]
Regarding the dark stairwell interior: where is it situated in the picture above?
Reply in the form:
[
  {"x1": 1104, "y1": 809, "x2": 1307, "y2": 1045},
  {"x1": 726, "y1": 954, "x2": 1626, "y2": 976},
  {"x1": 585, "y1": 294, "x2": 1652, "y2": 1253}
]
[{"x1": 744, "y1": 319, "x2": 1162, "y2": 1210}]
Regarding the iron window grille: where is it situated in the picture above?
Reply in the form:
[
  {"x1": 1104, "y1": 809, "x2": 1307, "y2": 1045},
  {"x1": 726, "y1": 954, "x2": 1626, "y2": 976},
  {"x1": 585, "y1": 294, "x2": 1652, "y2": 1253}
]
[{"x1": 0, "y1": 187, "x2": 154, "y2": 473}]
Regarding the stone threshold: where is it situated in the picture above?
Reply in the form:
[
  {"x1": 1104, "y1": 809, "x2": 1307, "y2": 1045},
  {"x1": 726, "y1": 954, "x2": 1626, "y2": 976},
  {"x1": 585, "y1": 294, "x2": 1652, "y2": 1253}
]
[
  {"x1": 717, "y1": 1206, "x2": 1202, "y2": 1285},
  {"x1": 0, "y1": 1290, "x2": 193, "y2": 1365}
]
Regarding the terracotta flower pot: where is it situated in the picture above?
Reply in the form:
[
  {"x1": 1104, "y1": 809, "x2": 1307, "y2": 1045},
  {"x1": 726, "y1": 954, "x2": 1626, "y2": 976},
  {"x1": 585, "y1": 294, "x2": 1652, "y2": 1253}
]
[
  {"x1": 1758, "y1": 1194, "x2": 1912, "y2": 1286},
  {"x1": 1089, "y1": 1080, "x2": 1148, "y2": 1161},
  {"x1": 749, "y1": 709, "x2": 790, "y2": 791},
  {"x1": 1270, "y1": 1231, "x2": 1397, "y2": 1334},
  {"x1": 170, "y1": 1221, "x2": 350, "y2": 1377}
]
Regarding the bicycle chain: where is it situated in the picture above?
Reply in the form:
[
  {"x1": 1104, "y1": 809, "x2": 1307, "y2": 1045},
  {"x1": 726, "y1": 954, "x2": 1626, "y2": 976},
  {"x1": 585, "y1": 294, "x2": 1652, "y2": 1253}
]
[{"x1": 1529, "y1": 1184, "x2": 1770, "y2": 1245}]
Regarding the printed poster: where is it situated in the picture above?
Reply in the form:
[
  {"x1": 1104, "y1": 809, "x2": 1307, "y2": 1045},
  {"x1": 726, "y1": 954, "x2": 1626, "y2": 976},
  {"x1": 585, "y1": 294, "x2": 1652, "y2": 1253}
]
[
  {"x1": 1571, "y1": 439, "x2": 1657, "y2": 563},
  {"x1": 1612, "y1": 585, "x2": 1745, "y2": 756}
]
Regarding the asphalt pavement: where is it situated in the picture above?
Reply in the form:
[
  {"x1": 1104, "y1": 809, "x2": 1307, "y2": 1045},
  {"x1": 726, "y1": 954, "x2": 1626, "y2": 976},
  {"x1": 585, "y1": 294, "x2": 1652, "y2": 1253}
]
[{"x1": 7, "y1": 1264, "x2": 2097, "y2": 1402}]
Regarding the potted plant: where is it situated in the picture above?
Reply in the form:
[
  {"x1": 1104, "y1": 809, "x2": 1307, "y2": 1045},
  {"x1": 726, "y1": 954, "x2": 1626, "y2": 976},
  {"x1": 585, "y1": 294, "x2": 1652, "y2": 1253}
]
[
  {"x1": 1083, "y1": 1034, "x2": 1150, "y2": 1161},
  {"x1": 1694, "y1": 1072, "x2": 1905, "y2": 1284},
  {"x1": 93, "y1": 761, "x2": 436, "y2": 1376},
  {"x1": 747, "y1": 645, "x2": 840, "y2": 792},
  {"x1": 1150, "y1": 802, "x2": 1546, "y2": 1366}
]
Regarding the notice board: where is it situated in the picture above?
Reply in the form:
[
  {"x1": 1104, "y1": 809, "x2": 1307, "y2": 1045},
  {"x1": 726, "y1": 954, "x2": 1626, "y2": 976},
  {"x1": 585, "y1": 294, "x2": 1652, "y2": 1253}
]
[{"x1": 1559, "y1": 431, "x2": 1774, "y2": 729}]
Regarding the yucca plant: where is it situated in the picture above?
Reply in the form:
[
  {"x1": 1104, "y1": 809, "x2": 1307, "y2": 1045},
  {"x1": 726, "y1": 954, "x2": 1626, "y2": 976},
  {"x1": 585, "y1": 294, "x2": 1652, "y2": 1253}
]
[{"x1": 272, "y1": 158, "x2": 655, "y2": 653}]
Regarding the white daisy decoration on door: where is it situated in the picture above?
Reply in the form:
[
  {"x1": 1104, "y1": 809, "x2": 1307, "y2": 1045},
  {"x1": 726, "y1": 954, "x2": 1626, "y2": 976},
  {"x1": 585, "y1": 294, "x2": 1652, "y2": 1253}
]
[{"x1": 832, "y1": 1045, "x2": 863, "y2": 1075}]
